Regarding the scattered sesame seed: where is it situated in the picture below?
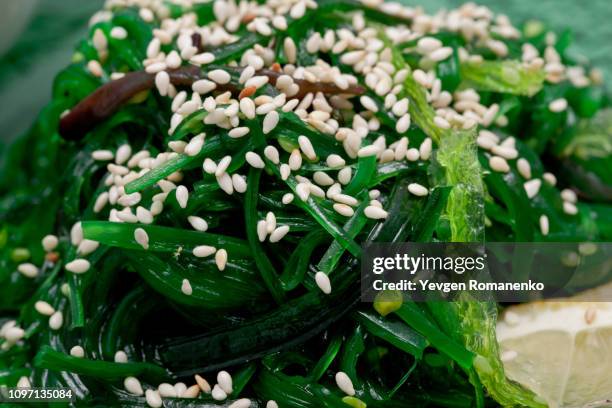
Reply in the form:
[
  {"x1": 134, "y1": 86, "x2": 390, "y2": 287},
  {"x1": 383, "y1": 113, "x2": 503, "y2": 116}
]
[
  {"x1": 232, "y1": 174, "x2": 247, "y2": 193},
  {"x1": 288, "y1": 149, "x2": 303, "y2": 171},
  {"x1": 563, "y1": 201, "x2": 578, "y2": 215},
  {"x1": 134, "y1": 228, "x2": 149, "y2": 250},
  {"x1": 539, "y1": 215, "x2": 549, "y2": 236},
  {"x1": 543, "y1": 172, "x2": 557, "y2": 186},
  {"x1": 124, "y1": 377, "x2": 144, "y2": 396},
  {"x1": 326, "y1": 154, "x2": 346, "y2": 168},
  {"x1": 217, "y1": 173, "x2": 234, "y2": 195},
  {"x1": 408, "y1": 183, "x2": 429, "y2": 196},
  {"x1": 208, "y1": 69, "x2": 231, "y2": 84},
  {"x1": 49, "y1": 311, "x2": 63, "y2": 330},
  {"x1": 193, "y1": 245, "x2": 216, "y2": 258},
  {"x1": 364, "y1": 206, "x2": 388, "y2": 220},
  {"x1": 357, "y1": 144, "x2": 380, "y2": 157},
  {"x1": 245, "y1": 151, "x2": 265, "y2": 169},
  {"x1": 176, "y1": 185, "x2": 189, "y2": 208},
  {"x1": 523, "y1": 179, "x2": 541, "y2": 199},
  {"x1": 92, "y1": 150, "x2": 114, "y2": 161},
  {"x1": 145, "y1": 389, "x2": 162, "y2": 408},
  {"x1": 516, "y1": 158, "x2": 532, "y2": 179},
  {"x1": 229, "y1": 127, "x2": 250, "y2": 138},
  {"x1": 335, "y1": 371, "x2": 356, "y2": 396},
  {"x1": 561, "y1": 189, "x2": 577, "y2": 203},
  {"x1": 77, "y1": 239, "x2": 99, "y2": 256},
  {"x1": 182, "y1": 384, "x2": 200, "y2": 399},
  {"x1": 266, "y1": 401, "x2": 279, "y2": 408},
  {"x1": 215, "y1": 249, "x2": 228, "y2": 271},
  {"x1": 298, "y1": 135, "x2": 317, "y2": 160},
  {"x1": 16, "y1": 376, "x2": 31, "y2": 389},
  {"x1": 419, "y1": 138, "x2": 432, "y2": 160},
  {"x1": 181, "y1": 279, "x2": 193, "y2": 296},
  {"x1": 217, "y1": 371, "x2": 233, "y2": 394},
  {"x1": 18, "y1": 263, "x2": 38, "y2": 278},
  {"x1": 158, "y1": 383, "x2": 177, "y2": 398},
  {"x1": 70, "y1": 346, "x2": 85, "y2": 358},
  {"x1": 265, "y1": 212, "x2": 277, "y2": 233},
  {"x1": 263, "y1": 111, "x2": 280, "y2": 134},
  {"x1": 489, "y1": 156, "x2": 510, "y2": 173},
  {"x1": 333, "y1": 203, "x2": 355, "y2": 217},
  {"x1": 114, "y1": 351, "x2": 128, "y2": 363},
  {"x1": 240, "y1": 97, "x2": 256, "y2": 119},
  {"x1": 315, "y1": 271, "x2": 332, "y2": 294},
  {"x1": 65, "y1": 259, "x2": 91, "y2": 274},
  {"x1": 195, "y1": 375, "x2": 211, "y2": 393},
  {"x1": 296, "y1": 183, "x2": 310, "y2": 201},
  {"x1": 187, "y1": 215, "x2": 208, "y2": 232},
  {"x1": 264, "y1": 145, "x2": 280, "y2": 164},
  {"x1": 282, "y1": 193, "x2": 295, "y2": 204},
  {"x1": 34, "y1": 301, "x2": 55, "y2": 316},
  {"x1": 211, "y1": 384, "x2": 227, "y2": 401},
  {"x1": 548, "y1": 98, "x2": 568, "y2": 113},
  {"x1": 280, "y1": 164, "x2": 291, "y2": 180}
]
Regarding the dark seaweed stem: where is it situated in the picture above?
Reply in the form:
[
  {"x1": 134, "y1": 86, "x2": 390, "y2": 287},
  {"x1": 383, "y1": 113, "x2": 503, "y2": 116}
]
[{"x1": 59, "y1": 66, "x2": 364, "y2": 139}]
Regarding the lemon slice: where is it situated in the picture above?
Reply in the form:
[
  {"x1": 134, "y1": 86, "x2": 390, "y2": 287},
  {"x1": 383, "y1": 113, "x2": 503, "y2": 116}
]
[{"x1": 497, "y1": 294, "x2": 612, "y2": 408}]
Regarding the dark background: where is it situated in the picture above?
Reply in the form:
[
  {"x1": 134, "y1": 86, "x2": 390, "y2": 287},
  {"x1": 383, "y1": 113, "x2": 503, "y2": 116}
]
[{"x1": 0, "y1": 0, "x2": 610, "y2": 145}]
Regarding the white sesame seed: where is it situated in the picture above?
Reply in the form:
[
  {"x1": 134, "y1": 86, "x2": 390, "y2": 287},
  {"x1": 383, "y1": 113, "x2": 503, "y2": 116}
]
[
  {"x1": 491, "y1": 145, "x2": 518, "y2": 160},
  {"x1": 296, "y1": 136, "x2": 316, "y2": 160},
  {"x1": 408, "y1": 183, "x2": 429, "y2": 196},
  {"x1": 419, "y1": 138, "x2": 432, "y2": 161},
  {"x1": 282, "y1": 193, "x2": 294, "y2": 205},
  {"x1": 217, "y1": 173, "x2": 234, "y2": 195},
  {"x1": 49, "y1": 311, "x2": 63, "y2": 330},
  {"x1": 228, "y1": 399, "x2": 251, "y2": 408},
  {"x1": 358, "y1": 144, "x2": 380, "y2": 158},
  {"x1": 232, "y1": 174, "x2": 247, "y2": 193},
  {"x1": 240, "y1": 97, "x2": 256, "y2": 119},
  {"x1": 326, "y1": 154, "x2": 345, "y2": 168},
  {"x1": 145, "y1": 389, "x2": 162, "y2": 408},
  {"x1": 92, "y1": 149, "x2": 114, "y2": 161},
  {"x1": 193, "y1": 245, "x2": 216, "y2": 258},
  {"x1": 134, "y1": 228, "x2": 149, "y2": 250},
  {"x1": 333, "y1": 203, "x2": 355, "y2": 217},
  {"x1": 93, "y1": 28, "x2": 107, "y2": 51},
  {"x1": 181, "y1": 279, "x2": 193, "y2": 296},
  {"x1": 364, "y1": 206, "x2": 388, "y2": 220},
  {"x1": 266, "y1": 401, "x2": 279, "y2": 408},
  {"x1": 257, "y1": 219, "x2": 268, "y2": 242},
  {"x1": 215, "y1": 156, "x2": 232, "y2": 177},
  {"x1": 158, "y1": 383, "x2": 177, "y2": 398},
  {"x1": 543, "y1": 172, "x2": 557, "y2": 186},
  {"x1": 279, "y1": 164, "x2": 290, "y2": 180},
  {"x1": 270, "y1": 225, "x2": 289, "y2": 243},
  {"x1": 489, "y1": 156, "x2": 510, "y2": 173},
  {"x1": 244, "y1": 152, "x2": 264, "y2": 169},
  {"x1": 360, "y1": 96, "x2": 379, "y2": 113},
  {"x1": 523, "y1": 179, "x2": 542, "y2": 199},
  {"x1": 65, "y1": 259, "x2": 91, "y2": 274},
  {"x1": 34, "y1": 301, "x2": 55, "y2": 316},
  {"x1": 155, "y1": 71, "x2": 170, "y2": 96},
  {"x1": 195, "y1": 375, "x2": 211, "y2": 393},
  {"x1": 429, "y1": 47, "x2": 453, "y2": 62},
  {"x1": 229, "y1": 127, "x2": 250, "y2": 138},
  {"x1": 124, "y1": 377, "x2": 144, "y2": 396},
  {"x1": 17, "y1": 263, "x2": 38, "y2": 278},
  {"x1": 309, "y1": 184, "x2": 326, "y2": 198},
  {"x1": 93, "y1": 192, "x2": 109, "y2": 213},
  {"x1": 211, "y1": 384, "x2": 227, "y2": 401},
  {"x1": 264, "y1": 146, "x2": 280, "y2": 164},
  {"x1": 395, "y1": 114, "x2": 411, "y2": 133},
  {"x1": 145, "y1": 62, "x2": 167, "y2": 74},
  {"x1": 335, "y1": 371, "x2": 355, "y2": 396},
  {"x1": 563, "y1": 201, "x2": 578, "y2": 215},
  {"x1": 404, "y1": 148, "x2": 419, "y2": 161},
  {"x1": 208, "y1": 69, "x2": 231, "y2": 85},
  {"x1": 70, "y1": 346, "x2": 85, "y2": 358},
  {"x1": 417, "y1": 37, "x2": 442, "y2": 54},
  {"x1": 4, "y1": 326, "x2": 25, "y2": 342},
  {"x1": 190, "y1": 53, "x2": 215, "y2": 66},
  {"x1": 110, "y1": 26, "x2": 128, "y2": 40},
  {"x1": 187, "y1": 216, "x2": 208, "y2": 232},
  {"x1": 185, "y1": 134, "x2": 205, "y2": 157},
  {"x1": 263, "y1": 212, "x2": 276, "y2": 234},
  {"x1": 118, "y1": 192, "x2": 142, "y2": 207},
  {"x1": 215, "y1": 249, "x2": 228, "y2": 271},
  {"x1": 434, "y1": 116, "x2": 451, "y2": 130},
  {"x1": 561, "y1": 189, "x2": 577, "y2": 203},
  {"x1": 548, "y1": 98, "x2": 568, "y2": 113},
  {"x1": 192, "y1": 79, "x2": 217, "y2": 95},
  {"x1": 263, "y1": 111, "x2": 280, "y2": 134},
  {"x1": 245, "y1": 75, "x2": 269, "y2": 89},
  {"x1": 296, "y1": 183, "x2": 310, "y2": 201},
  {"x1": 114, "y1": 351, "x2": 128, "y2": 363},
  {"x1": 313, "y1": 171, "x2": 334, "y2": 186},
  {"x1": 77, "y1": 239, "x2": 99, "y2": 256},
  {"x1": 203, "y1": 158, "x2": 217, "y2": 174},
  {"x1": 315, "y1": 271, "x2": 332, "y2": 294},
  {"x1": 337, "y1": 167, "x2": 352, "y2": 185},
  {"x1": 176, "y1": 185, "x2": 189, "y2": 209},
  {"x1": 539, "y1": 215, "x2": 549, "y2": 236}
]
